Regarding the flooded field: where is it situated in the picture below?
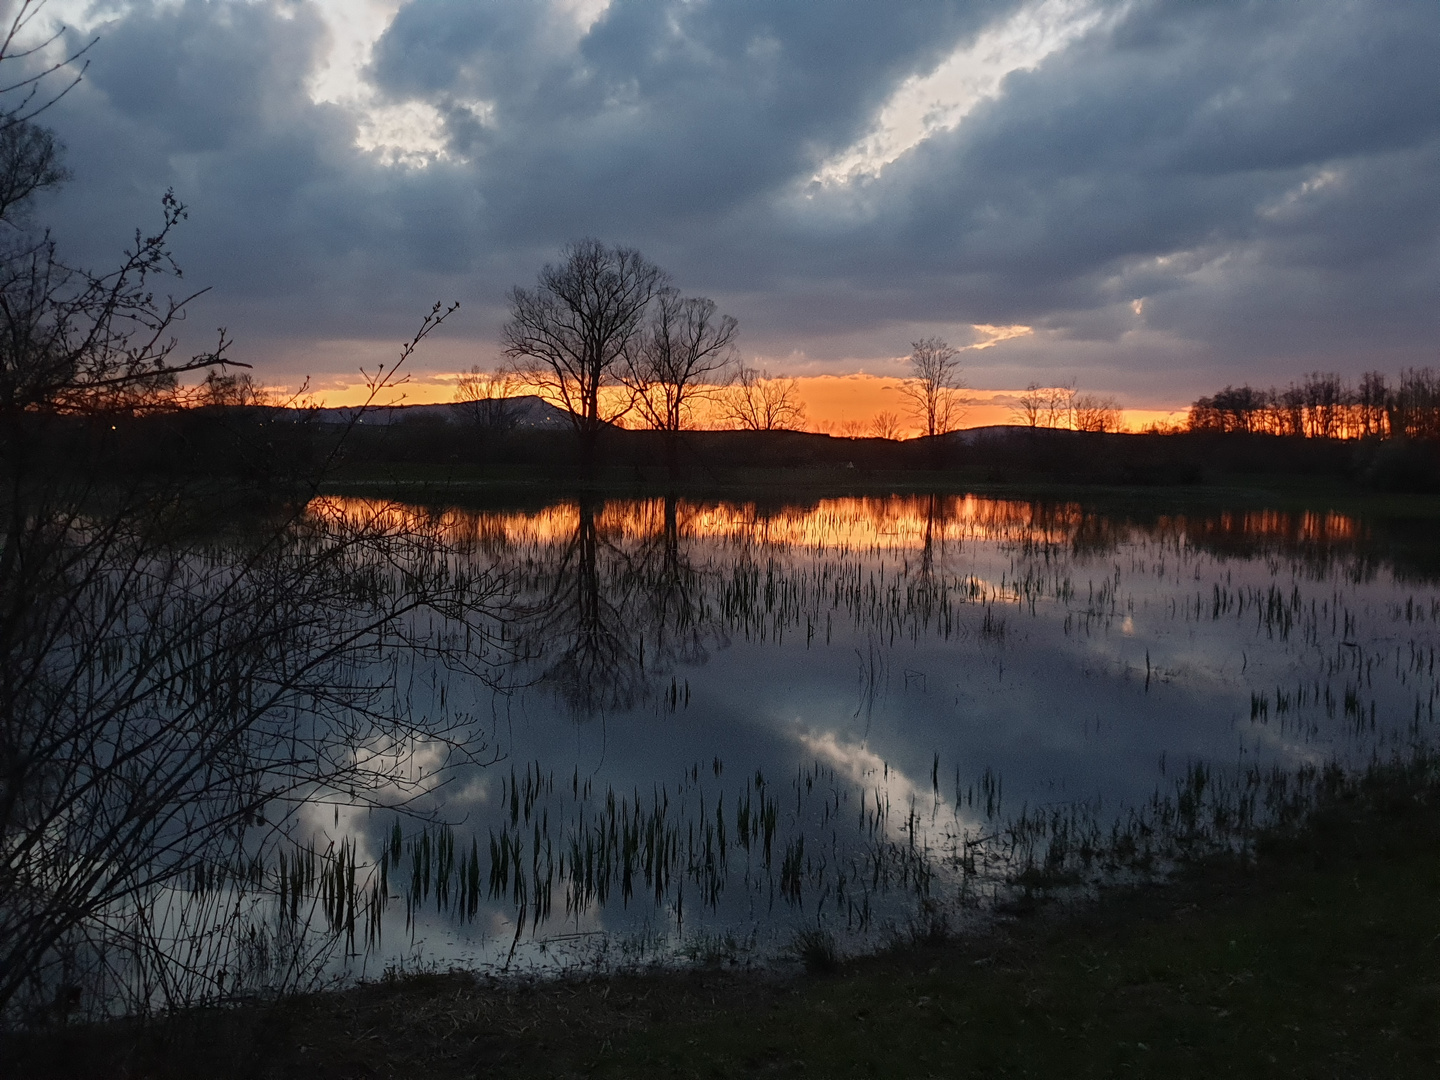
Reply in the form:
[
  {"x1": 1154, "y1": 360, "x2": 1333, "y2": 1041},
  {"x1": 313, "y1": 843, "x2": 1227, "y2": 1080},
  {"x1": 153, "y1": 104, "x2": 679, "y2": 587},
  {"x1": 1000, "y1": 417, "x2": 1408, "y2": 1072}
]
[
  {"x1": 24, "y1": 490, "x2": 1440, "y2": 1017},
  {"x1": 268, "y1": 492, "x2": 1440, "y2": 979}
]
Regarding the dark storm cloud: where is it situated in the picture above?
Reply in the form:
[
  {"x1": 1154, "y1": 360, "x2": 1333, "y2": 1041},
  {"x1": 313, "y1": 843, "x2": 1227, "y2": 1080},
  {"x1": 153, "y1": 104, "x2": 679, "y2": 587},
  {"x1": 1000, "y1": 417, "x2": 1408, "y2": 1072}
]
[
  {"x1": 367, "y1": 0, "x2": 1010, "y2": 238},
  {"x1": 25, "y1": 0, "x2": 1440, "y2": 397},
  {"x1": 771, "y1": 0, "x2": 1440, "y2": 373}
]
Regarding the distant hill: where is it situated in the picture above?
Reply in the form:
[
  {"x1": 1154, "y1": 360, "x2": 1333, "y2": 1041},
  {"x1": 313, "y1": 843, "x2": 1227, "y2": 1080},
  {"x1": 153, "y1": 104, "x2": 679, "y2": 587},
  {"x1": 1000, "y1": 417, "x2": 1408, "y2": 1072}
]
[{"x1": 267, "y1": 396, "x2": 574, "y2": 430}]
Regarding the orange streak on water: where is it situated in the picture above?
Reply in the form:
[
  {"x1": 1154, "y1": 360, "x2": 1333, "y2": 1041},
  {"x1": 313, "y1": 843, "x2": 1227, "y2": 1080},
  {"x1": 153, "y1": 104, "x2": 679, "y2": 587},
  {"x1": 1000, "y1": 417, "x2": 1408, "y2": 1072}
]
[{"x1": 307, "y1": 495, "x2": 1360, "y2": 554}]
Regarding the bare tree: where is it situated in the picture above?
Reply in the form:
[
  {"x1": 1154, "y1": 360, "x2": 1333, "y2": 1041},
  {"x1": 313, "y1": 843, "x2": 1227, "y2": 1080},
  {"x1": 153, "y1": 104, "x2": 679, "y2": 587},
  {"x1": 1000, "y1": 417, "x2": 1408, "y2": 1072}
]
[
  {"x1": 454, "y1": 364, "x2": 522, "y2": 436},
  {"x1": 623, "y1": 289, "x2": 737, "y2": 472},
  {"x1": 502, "y1": 239, "x2": 667, "y2": 466},
  {"x1": 1073, "y1": 393, "x2": 1123, "y2": 433},
  {"x1": 1392, "y1": 368, "x2": 1440, "y2": 440},
  {"x1": 1010, "y1": 381, "x2": 1074, "y2": 429},
  {"x1": 1043, "y1": 381, "x2": 1076, "y2": 429},
  {"x1": 897, "y1": 337, "x2": 966, "y2": 437},
  {"x1": 0, "y1": 3, "x2": 92, "y2": 200},
  {"x1": 197, "y1": 370, "x2": 269, "y2": 408},
  {"x1": 1011, "y1": 383, "x2": 1046, "y2": 427},
  {"x1": 718, "y1": 365, "x2": 807, "y2": 431},
  {"x1": 1298, "y1": 371, "x2": 1348, "y2": 439},
  {"x1": 0, "y1": 30, "x2": 496, "y2": 1020},
  {"x1": 868, "y1": 410, "x2": 904, "y2": 440},
  {"x1": 1188, "y1": 385, "x2": 1270, "y2": 434},
  {"x1": 0, "y1": 116, "x2": 65, "y2": 224},
  {"x1": 1357, "y1": 371, "x2": 1389, "y2": 438}
]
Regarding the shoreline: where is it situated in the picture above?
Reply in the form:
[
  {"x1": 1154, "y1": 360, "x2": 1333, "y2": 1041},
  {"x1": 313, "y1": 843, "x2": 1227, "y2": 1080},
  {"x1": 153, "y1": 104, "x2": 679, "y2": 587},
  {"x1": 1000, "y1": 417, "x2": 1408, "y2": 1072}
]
[{"x1": 10, "y1": 756, "x2": 1440, "y2": 1077}]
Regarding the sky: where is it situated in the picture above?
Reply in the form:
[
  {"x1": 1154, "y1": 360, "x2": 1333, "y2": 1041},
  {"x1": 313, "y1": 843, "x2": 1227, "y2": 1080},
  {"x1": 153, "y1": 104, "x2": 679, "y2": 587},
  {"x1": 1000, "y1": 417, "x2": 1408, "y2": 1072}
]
[{"x1": 16, "y1": 0, "x2": 1440, "y2": 423}]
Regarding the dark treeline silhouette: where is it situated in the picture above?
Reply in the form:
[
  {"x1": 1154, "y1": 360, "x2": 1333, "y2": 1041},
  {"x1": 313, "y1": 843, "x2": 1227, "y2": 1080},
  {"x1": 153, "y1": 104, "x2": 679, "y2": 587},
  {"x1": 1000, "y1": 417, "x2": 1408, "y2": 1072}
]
[
  {"x1": 67, "y1": 407, "x2": 1440, "y2": 494},
  {"x1": 322, "y1": 420, "x2": 1440, "y2": 492},
  {"x1": 1188, "y1": 368, "x2": 1440, "y2": 440}
]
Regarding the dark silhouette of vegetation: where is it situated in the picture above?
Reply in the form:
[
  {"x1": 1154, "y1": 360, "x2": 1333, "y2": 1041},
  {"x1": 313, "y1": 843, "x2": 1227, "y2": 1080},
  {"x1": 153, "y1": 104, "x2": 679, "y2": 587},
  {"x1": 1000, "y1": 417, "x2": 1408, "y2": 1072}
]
[
  {"x1": 1010, "y1": 381, "x2": 1075, "y2": 429},
  {"x1": 717, "y1": 365, "x2": 806, "y2": 431},
  {"x1": 623, "y1": 289, "x2": 737, "y2": 476},
  {"x1": 502, "y1": 239, "x2": 667, "y2": 470},
  {"x1": 0, "y1": 15, "x2": 497, "y2": 1025},
  {"x1": 453, "y1": 365, "x2": 523, "y2": 441},
  {"x1": 1073, "y1": 393, "x2": 1123, "y2": 433},
  {"x1": 897, "y1": 337, "x2": 967, "y2": 438},
  {"x1": 1188, "y1": 368, "x2": 1440, "y2": 440},
  {"x1": 501, "y1": 240, "x2": 740, "y2": 478}
]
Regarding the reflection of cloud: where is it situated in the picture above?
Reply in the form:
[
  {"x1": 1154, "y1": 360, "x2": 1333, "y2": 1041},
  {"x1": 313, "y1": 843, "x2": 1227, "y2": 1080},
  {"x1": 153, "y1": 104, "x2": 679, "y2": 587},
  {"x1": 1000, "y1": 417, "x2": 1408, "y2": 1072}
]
[
  {"x1": 449, "y1": 774, "x2": 496, "y2": 806},
  {"x1": 350, "y1": 736, "x2": 451, "y2": 801},
  {"x1": 794, "y1": 728, "x2": 981, "y2": 840}
]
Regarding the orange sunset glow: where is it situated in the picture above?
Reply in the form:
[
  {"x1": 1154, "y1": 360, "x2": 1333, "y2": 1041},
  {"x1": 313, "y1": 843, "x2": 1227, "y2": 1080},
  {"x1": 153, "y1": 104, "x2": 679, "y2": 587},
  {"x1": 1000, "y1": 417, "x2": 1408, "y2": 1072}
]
[{"x1": 289, "y1": 371, "x2": 1188, "y2": 435}]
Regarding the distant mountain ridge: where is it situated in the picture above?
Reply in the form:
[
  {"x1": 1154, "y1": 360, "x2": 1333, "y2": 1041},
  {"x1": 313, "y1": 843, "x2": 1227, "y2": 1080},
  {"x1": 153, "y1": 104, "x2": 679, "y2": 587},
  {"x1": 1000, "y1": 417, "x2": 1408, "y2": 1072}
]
[{"x1": 267, "y1": 396, "x2": 573, "y2": 430}]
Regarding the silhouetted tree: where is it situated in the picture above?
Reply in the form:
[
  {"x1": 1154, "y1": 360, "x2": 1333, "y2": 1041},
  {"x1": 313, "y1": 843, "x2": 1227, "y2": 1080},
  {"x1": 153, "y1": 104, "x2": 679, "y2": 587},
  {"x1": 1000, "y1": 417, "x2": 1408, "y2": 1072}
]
[
  {"x1": 1188, "y1": 385, "x2": 1269, "y2": 433},
  {"x1": 0, "y1": 17, "x2": 488, "y2": 1021},
  {"x1": 1186, "y1": 369, "x2": 1440, "y2": 442},
  {"x1": 897, "y1": 337, "x2": 966, "y2": 438},
  {"x1": 719, "y1": 365, "x2": 806, "y2": 431},
  {"x1": 1011, "y1": 381, "x2": 1074, "y2": 429},
  {"x1": 1392, "y1": 368, "x2": 1440, "y2": 440},
  {"x1": 1073, "y1": 393, "x2": 1123, "y2": 432},
  {"x1": 1357, "y1": 371, "x2": 1389, "y2": 438},
  {"x1": 624, "y1": 289, "x2": 737, "y2": 474},
  {"x1": 868, "y1": 410, "x2": 904, "y2": 440},
  {"x1": 454, "y1": 364, "x2": 522, "y2": 438},
  {"x1": 502, "y1": 239, "x2": 667, "y2": 470},
  {"x1": 198, "y1": 369, "x2": 269, "y2": 407}
]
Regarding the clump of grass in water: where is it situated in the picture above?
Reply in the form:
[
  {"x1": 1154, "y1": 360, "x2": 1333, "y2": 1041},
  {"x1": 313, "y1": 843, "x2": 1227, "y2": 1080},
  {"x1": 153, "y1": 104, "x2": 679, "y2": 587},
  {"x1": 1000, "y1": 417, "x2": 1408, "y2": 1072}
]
[
  {"x1": 789, "y1": 926, "x2": 838, "y2": 975},
  {"x1": 683, "y1": 931, "x2": 744, "y2": 968},
  {"x1": 903, "y1": 899, "x2": 952, "y2": 947}
]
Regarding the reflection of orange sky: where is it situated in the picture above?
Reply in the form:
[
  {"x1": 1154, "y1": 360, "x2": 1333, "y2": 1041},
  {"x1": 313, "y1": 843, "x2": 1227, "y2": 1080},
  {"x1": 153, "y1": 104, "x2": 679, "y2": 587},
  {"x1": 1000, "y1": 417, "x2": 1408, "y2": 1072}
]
[
  {"x1": 299, "y1": 372, "x2": 1188, "y2": 434},
  {"x1": 1207, "y1": 509, "x2": 1357, "y2": 544},
  {"x1": 311, "y1": 495, "x2": 1358, "y2": 554},
  {"x1": 311, "y1": 494, "x2": 1080, "y2": 552}
]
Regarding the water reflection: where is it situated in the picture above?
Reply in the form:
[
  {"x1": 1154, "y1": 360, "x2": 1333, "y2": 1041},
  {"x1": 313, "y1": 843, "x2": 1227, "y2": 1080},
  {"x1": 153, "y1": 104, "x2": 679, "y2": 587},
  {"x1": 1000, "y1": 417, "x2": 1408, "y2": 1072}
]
[{"x1": 291, "y1": 492, "x2": 1440, "y2": 975}]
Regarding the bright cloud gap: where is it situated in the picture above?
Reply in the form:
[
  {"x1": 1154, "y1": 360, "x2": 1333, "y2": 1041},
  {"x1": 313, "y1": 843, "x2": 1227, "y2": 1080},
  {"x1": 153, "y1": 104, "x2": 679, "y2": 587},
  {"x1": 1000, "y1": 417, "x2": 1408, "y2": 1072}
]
[{"x1": 813, "y1": 0, "x2": 1122, "y2": 187}]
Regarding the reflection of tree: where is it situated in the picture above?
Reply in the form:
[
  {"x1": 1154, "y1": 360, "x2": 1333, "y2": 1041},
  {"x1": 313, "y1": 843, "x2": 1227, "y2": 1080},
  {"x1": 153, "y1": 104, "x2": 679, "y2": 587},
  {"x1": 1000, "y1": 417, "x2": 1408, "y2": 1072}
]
[
  {"x1": 917, "y1": 493, "x2": 943, "y2": 580},
  {"x1": 639, "y1": 495, "x2": 716, "y2": 671},
  {"x1": 513, "y1": 497, "x2": 720, "y2": 718},
  {"x1": 517, "y1": 499, "x2": 644, "y2": 716}
]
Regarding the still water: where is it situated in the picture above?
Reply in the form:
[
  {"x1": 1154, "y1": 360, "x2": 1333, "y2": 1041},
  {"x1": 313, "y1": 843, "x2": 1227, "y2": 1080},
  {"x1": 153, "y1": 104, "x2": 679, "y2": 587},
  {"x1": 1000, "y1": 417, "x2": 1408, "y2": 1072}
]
[{"x1": 299, "y1": 492, "x2": 1440, "y2": 975}]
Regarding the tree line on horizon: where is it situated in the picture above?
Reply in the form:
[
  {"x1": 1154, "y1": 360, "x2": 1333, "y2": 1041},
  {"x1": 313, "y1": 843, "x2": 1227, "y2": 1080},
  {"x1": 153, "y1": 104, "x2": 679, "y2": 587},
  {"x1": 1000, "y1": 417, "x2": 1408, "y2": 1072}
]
[{"x1": 1187, "y1": 369, "x2": 1440, "y2": 440}]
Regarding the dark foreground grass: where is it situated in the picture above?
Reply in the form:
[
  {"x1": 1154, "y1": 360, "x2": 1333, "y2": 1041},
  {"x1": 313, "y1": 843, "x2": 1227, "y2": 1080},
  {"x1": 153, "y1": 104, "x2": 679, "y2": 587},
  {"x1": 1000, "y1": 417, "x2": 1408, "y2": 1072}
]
[{"x1": 9, "y1": 764, "x2": 1440, "y2": 1078}]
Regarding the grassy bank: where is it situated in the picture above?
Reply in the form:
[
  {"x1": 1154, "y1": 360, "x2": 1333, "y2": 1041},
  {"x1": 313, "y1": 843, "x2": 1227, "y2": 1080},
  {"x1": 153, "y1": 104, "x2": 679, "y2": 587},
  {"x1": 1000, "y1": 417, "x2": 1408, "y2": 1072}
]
[{"x1": 11, "y1": 759, "x2": 1440, "y2": 1078}]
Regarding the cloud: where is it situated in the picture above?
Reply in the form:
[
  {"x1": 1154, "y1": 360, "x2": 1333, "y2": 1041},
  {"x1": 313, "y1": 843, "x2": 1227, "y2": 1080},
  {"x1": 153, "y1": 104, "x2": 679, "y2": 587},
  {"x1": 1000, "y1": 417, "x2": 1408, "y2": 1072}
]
[
  {"x1": 812, "y1": 0, "x2": 1124, "y2": 186},
  {"x1": 18, "y1": 0, "x2": 1440, "y2": 403}
]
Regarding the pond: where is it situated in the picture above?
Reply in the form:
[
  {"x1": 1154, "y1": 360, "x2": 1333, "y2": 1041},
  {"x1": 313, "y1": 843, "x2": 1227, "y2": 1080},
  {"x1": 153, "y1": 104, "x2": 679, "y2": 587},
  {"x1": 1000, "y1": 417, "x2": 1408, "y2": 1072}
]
[{"x1": 293, "y1": 491, "x2": 1440, "y2": 979}]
